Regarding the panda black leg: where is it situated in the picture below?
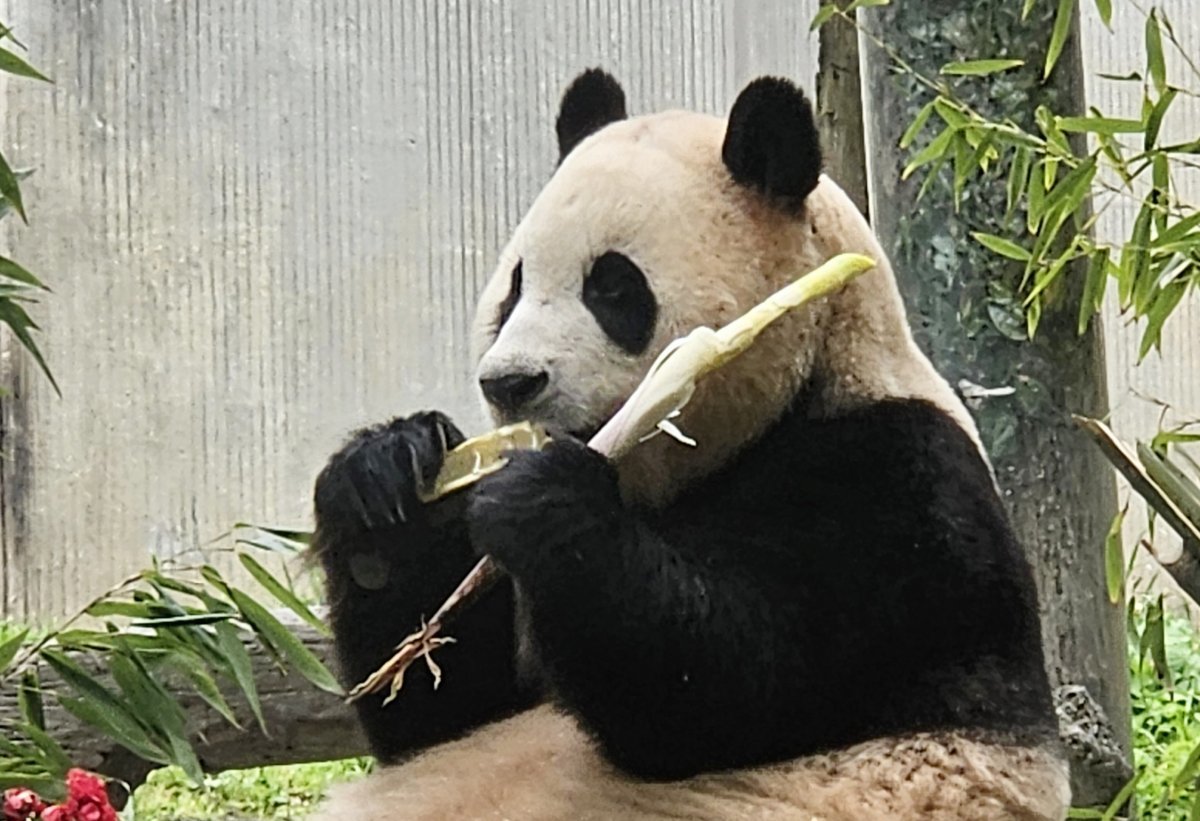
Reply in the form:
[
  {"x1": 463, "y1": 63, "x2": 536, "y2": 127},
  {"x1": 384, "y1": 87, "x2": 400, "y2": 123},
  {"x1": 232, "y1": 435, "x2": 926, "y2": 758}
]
[{"x1": 313, "y1": 411, "x2": 531, "y2": 763}]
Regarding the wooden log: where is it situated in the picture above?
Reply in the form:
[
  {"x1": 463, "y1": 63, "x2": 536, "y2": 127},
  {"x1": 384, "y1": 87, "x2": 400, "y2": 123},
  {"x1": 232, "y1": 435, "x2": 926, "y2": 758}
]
[{"x1": 0, "y1": 613, "x2": 367, "y2": 788}]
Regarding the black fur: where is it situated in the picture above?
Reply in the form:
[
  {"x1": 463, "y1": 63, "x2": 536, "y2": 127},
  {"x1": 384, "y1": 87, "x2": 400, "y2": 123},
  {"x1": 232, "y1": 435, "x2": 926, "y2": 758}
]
[
  {"x1": 312, "y1": 412, "x2": 534, "y2": 762},
  {"x1": 555, "y1": 68, "x2": 627, "y2": 162},
  {"x1": 582, "y1": 251, "x2": 658, "y2": 354},
  {"x1": 315, "y1": 398, "x2": 1056, "y2": 779},
  {"x1": 494, "y1": 261, "x2": 523, "y2": 332},
  {"x1": 722, "y1": 76, "x2": 823, "y2": 210}
]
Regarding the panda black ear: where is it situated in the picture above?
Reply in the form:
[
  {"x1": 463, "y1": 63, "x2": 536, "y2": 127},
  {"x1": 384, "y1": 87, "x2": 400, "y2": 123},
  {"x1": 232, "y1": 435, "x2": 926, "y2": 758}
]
[
  {"x1": 722, "y1": 77, "x2": 822, "y2": 209},
  {"x1": 556, "y1": 68, "x2": 627, "y2": 162}
]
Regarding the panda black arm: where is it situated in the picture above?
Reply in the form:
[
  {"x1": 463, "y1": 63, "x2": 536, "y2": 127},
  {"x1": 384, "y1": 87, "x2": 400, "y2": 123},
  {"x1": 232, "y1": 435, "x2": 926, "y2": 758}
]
[
  {"x1": 467, "y1": 399, "x2": 1056, "y2": 780},
  {"x1": 468, "y1": 441, "x2": 823, "y2": 779},
  {"x1": 312, "y1": 412, "x2": 532, "y2": 763}
]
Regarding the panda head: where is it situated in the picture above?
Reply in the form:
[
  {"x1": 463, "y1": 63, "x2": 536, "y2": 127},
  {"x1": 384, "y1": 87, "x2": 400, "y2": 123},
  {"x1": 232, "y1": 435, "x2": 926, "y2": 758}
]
[{"x1": 472, "y1": 69, "x2": 968, "y2": 503}]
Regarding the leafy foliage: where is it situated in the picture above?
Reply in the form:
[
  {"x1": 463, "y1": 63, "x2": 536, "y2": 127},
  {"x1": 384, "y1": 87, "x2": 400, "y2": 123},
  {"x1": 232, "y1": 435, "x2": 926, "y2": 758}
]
[
  {"x1": 1126, "y1": 603, "x2": 1200, "y2": 820},
  {"x1": 815, "y1": 0, "x2": 1199, "y2": 361},
  {"x1": 0, "y1": 20, "x2": 55, "y2": 393},
  {"x1": 0, "y1": 528, "x2": 334, "y2": 794},
  {"x1": 130, "y1": 758, "x2": 370, "y2": 820}
]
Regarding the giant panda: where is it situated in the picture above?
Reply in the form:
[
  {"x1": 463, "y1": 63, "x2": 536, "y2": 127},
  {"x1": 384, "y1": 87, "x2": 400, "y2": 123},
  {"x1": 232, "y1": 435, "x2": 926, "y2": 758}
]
[{"x1": 311, "y1": 69, "x2": 1071, "y2": 820}]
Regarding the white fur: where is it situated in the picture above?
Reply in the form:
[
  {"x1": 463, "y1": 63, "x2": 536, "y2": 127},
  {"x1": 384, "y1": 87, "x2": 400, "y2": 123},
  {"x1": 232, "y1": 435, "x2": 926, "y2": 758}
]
[
  {"x1": 472, "y1": 110, "x2": 983, "y2": 505},
  {"x1": 321, "y1": 107, "x2": 1067, "y2": 818},
  {"x1": 323, "y1": 707, "x2": 1070, "y2": 820}
]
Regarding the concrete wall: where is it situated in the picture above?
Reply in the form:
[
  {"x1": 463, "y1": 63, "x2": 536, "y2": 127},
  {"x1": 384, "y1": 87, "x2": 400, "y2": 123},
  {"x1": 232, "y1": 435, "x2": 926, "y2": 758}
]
[{"x1": 0, "y1": 0, "x2": 821, "y2": 618}]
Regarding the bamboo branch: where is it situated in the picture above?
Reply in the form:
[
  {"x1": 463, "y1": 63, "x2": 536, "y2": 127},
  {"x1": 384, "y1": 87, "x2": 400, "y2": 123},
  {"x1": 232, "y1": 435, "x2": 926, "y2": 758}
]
[{"x1": 348, "y1": 253, "x2": 877, "y2": 704}]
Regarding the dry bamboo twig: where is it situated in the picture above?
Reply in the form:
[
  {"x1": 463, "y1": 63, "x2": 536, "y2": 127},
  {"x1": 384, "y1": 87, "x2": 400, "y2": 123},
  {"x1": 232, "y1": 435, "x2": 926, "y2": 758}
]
[{"x1": 348, "y1": 252, "x2": 876, "y2": 704}]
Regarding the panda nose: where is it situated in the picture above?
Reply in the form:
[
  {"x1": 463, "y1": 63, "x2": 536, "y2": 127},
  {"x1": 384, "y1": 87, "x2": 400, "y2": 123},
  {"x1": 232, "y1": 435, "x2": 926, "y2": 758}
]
[{"x1": 479, "y1": 371, "x2": 549, "y2": 413}]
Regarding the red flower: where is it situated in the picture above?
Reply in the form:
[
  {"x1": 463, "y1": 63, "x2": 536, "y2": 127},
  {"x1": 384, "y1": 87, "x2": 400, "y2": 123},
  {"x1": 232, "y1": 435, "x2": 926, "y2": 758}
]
[
  {"x1": 37, "y1": 807, "x2": 72, "y2": 821},
  {"x1": 62, "y1": 771, "x2": 115, "y2": 821},
  {"x1": 3, "y1": 788, "x2": 46, "y2": 821}
]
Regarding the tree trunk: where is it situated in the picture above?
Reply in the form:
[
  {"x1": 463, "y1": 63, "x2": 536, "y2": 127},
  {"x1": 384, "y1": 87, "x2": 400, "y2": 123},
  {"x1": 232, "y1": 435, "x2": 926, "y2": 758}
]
[
  {"x1": 858, "y1": 0, "x2": 1131, "y2": 807},
  {"x1": 816, "y1": 11, "x2": 869, "y2": 217}
]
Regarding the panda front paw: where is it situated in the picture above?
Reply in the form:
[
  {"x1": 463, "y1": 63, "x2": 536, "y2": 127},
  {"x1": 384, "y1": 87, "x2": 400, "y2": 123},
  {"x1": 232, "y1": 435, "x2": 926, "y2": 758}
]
[
  {"x1": 466, "y1": 436, "x2": 623, "y2": 579},
  {"x1": 314, "y1": 410, "x2": 465, "y2": 534}
]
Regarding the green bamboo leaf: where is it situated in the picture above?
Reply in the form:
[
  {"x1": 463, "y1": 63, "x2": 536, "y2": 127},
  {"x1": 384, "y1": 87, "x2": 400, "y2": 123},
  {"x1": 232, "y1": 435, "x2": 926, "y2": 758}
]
[
  {"x1": 1144, "y1": 595, "x2": 1171, "y2": 684},
  {"x1": 213, "y1": 620, "x2": 267, "y2": 733},
  {"x1": 902, "y1": 126, "x2": 955, "y2": 180},
  {"x1": 951, "y1": 131, "x2": 972, "y2": 207},
  {"x1": 227, "y1": 586, "x2": 342, "y2": 695},
  {"x1": 111, "y1": 648, "x2": 205, "y2": 783},
  {"x1": 232, "y1": 523, "x2": 312, "y2": 547},
  {"x1": 1139, "y1": 439, "x2": 1200, "y2": 525},
  {"x1": 1006, "y1": 147, "x2": 1032, "y2": 217},
  {"x1": 1078, "y1": 247, "x2": 1109, "y2": 335},
  {"x1": 147, "y1": 572, "x2": 214, "y2": 602},
  {"x1": 846, "y1": 0, "x2": 889, "y2": 9},
  {"x1": 0, "y1": 626, "x2": 28, "y2": 671},
  {"x1": 86, "y1": 600, "x2": 155, "y2": 619},
  {"x1": 18, "y1": 670, "x2": 44, "y2": 730},
  {"x1": 42, "y1": 649, "x2": 169, "y2": 763},
  {"x1": 21, "y1": 720, "x2": 73, "y2": 775},
  {"x1": 130, "y1": 612, "x2": 235, "y2": 628},
  {"x1": 1026, "y1": 293, "x2": 1043, "y2": 338},
  {"x1": 1174, "y1": 741, "x2": 1200, "y2": 790},
  {"x1": 809, "y1": 3, "x2": 838, "y2": 31},
  {"x1": 1044, "y1": 0, "x2": 1075, "y2": 80},
  {"x1": 1101, "y1": 772, "x2": 1142, "y2": 821},
  {"x1": 0, "y1": 150, "x2": 28, "y2": 224},
  {"x1": 1164, "y1": 138, "x2": 1200, "y2": 155},
  {"x1": 1027, "y1": 160, "x2": 1047, "y2": 233},
  {"x1": 1119, "y1": 201, "x2": 1154, "y2": 310},
  {"x1": 161, "y1": 650, "x2": 242, "y2": 729},
  {"x1": 56, "y1": 695, "x2": 169, "y2": 764},
  {"x1": 972, "y1": 232, "x2": 1032, "y2": 262},
  {"x1": 1056, "y1": 116, "x2": 1143, "y2": 135},
  {"x1": 899, "y1": 100, "x2": 936, "y2": 150},
  {"x1": 0, "y1": 774, "x2": 63, "y2": 799},
  {"x1": 0, "y1": 299, "x2": 58, "y2": 395},
  {"x1": 165, "y1": 732, "x2": 205, "y2": 785},
  {"x1": 1022, "y1": 0, "x2": 1037, "y2": 19},
  {"x1": 109, "y1": 651, "x2": 189, "y2": 739},
  {"x1": 1157, "y1": 211, "x2": 1200, "y2": 246},
  {"x1": 1041, "y1": 155, "x2": 1096, "y2": 218},
  {"x1": 1145, "y1": 10, "x2": 1167, "y2": 94},
  {"x1": 0, "y1": 46, "x2": 49, "y2": 82},
  {"x1": 941, "y1": 59, "x2": 1024, "y2": 76},
  {"x1": 1104, "y1": 508, "x2": 1126, "y2": 604},
  {"x1": 933, "y1": 98, "x2": 971, "y2": 130},
  {"x1": 1024, "y1": 246, "x2": 1076, "y2": 306},
  {"x1": 915, "y1": 152, "x2": 950, "y2": 202},
  {"x1": 237, "y1": 552, "x2": 329, "y2": 635},
  {"x1": 1150, "y1": 432, "x2": 1200, "y2": 452},
  {"x1": 0, "y1": 256, "x2": 46, "y2": 289},
  {"x1": 1093, "y1": 0, "x2": 1112, "y2": 27},
  {"x1": 54, "y1": 629, "x2": 128, "y2": 651},
  {"x1": 1144, "y1": 89, "x2": 1178, "y2": 150}
]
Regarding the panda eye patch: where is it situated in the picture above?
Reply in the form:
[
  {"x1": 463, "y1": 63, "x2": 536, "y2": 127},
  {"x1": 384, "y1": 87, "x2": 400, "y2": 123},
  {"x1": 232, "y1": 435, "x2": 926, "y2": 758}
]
[
  {"x1": 583, "y1": 251, "x2": 657, "y2": 354},
  {"x1": 494, "y1": 261, "x2": 523, "y2": 331}
]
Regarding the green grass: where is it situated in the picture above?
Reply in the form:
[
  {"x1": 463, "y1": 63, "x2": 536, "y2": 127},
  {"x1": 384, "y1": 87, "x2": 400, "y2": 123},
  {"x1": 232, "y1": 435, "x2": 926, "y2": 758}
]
[
  {"x1": 1128, "y1": 609, "x2": 1200, "y2": 820},
  {"x1": 130, "y1": 758, "x2": 371, "y2": 820}
]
